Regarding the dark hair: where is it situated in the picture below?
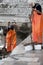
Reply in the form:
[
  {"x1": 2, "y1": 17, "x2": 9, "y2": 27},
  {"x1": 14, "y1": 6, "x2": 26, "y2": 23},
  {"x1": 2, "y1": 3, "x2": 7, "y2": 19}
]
[
  {"x1": 36, "y1": 5, "x2": 42, "y2": 13},
  {"x1": 32, "y1": 3, "x2": 39, "y2": 8},
  {"x1": 8, "y1": 25, "x2": 14, "y2": 31},
  {"x1": 32, "y1": 3, "x2": 42, "y2": 13},
  {"x1": 10, "y1": 25, "x2": 14, "y2": 30}
]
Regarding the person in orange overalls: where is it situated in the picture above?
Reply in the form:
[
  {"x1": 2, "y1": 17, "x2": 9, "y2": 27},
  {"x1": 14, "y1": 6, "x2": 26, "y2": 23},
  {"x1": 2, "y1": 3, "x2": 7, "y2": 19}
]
[
  {"x1": 6, "y1": 26, "x2": 16, "y2": 52},
  {"x1": 31, "y1": 3, "x2": 43, "y2": 49}
]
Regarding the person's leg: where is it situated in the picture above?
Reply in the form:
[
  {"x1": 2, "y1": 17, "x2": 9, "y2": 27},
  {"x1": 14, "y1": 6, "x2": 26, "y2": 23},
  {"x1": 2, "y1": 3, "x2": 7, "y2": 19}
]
[
  {"x1": 41, "y1": 43, "x2": 43, "y2": 49},
  {"x1": 32, "y1": 42, "x2": 35, "y2": 50}
]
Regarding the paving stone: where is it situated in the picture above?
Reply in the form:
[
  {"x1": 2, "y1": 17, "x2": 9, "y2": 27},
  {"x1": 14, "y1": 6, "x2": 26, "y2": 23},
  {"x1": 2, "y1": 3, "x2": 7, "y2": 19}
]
[
  {"x1": 17, "y1": 57, "x2": 39, "y2": 62},
  {"x1": 28, "y1": 62, "x2": 40, "y2": 65},
  {"x1": 1, "y1": 61, "x2": 27, "y2": 65}
]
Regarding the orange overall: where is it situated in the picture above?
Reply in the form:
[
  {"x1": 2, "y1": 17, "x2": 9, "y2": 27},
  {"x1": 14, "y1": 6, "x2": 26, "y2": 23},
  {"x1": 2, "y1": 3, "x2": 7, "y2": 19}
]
[
  {"x1": 31, "y1": 10, "x2": 43, "y2": 43},
  {"x1": 6, "y1": 29, "x2": 16, "y2": 52}
]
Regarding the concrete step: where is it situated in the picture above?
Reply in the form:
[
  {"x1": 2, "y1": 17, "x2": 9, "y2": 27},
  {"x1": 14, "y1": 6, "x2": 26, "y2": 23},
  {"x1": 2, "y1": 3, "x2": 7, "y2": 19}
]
[
  {"x1": 16, "y1": 57, "x2": 39, "y2": 62},
  {"x1": 1, "y1": 61, "x2": 40, "y2": 65},
  {"x1": 28, "y1": 62, "x2": 40, "y2": 65}
]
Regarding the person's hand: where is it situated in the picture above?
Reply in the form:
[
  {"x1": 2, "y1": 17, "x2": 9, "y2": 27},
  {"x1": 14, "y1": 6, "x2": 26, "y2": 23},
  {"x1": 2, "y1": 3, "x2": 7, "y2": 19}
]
[{"x1": 29, "y1": 14, "x2": 31, "y2": 19}]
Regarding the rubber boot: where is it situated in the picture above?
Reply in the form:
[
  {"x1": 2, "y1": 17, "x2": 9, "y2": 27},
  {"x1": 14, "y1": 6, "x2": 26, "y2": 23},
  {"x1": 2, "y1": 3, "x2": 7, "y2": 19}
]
[
  {"x1": 32, "y1": 42, "x2": 35, "y2": 50},
  {"x1": 41, "y1": 43, "x2": 43, "y2": 49}
]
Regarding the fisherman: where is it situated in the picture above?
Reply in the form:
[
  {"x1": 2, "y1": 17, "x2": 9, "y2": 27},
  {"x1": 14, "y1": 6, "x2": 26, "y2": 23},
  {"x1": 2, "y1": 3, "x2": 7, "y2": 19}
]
[
  {"x1": 30, "y1": 3, "x2": 43, "y2": 50},
  {"x1": 5, "y1": 25, "x2": 17, "y2": 52}
]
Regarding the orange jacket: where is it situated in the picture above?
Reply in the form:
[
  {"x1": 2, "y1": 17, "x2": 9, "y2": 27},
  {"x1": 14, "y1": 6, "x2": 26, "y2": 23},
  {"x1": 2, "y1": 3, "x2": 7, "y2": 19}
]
[
  {"x1": 6, "y1": 29, "x2": 16, "y2": 52},
  {"x1": 31, "y1": 10, "x2": 43, "y2": 43}
]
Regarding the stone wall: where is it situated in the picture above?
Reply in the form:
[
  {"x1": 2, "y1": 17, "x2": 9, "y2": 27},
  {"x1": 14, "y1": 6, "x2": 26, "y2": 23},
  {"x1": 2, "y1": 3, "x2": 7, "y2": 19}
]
[{"x1": 0, "y1": 0, "x2": 43, "y2": 23}]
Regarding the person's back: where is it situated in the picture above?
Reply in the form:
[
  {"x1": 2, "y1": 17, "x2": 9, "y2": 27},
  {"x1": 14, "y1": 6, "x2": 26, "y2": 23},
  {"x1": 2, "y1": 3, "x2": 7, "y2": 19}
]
[
  {"x1": 40, "y1": 14, "x2": 43, "y2": 40},
  {"x1": 10, "y1": 29, "x2": 16, "y2": 51},
  {"x1": 6, "y1": 29, "x2": 16, "y2": 52},
  {"x1": 32, "y1": 10, "x2": 42, "y2": 43},
  {"x1": 31, "y1": 3, "x2": 43, "y2": 44}
]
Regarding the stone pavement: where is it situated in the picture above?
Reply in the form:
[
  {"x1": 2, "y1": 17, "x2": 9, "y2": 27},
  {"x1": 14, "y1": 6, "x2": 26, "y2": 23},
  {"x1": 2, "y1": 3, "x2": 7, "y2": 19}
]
[
  {"x1": 0, "y1": 43, "x2": 43, "y2": 65},
  {"x1": 0, "y1": 34, "x2": 42, "y2": 65},
  {"x1": 0, "y1": 51, "x2": 41, "y2": 65}
]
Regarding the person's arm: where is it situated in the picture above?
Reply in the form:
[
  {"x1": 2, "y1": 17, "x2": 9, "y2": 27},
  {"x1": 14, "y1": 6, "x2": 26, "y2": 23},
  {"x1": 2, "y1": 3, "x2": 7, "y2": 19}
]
[{"x1": 29, "y1": 9, "x2": 34, "y2": 22}]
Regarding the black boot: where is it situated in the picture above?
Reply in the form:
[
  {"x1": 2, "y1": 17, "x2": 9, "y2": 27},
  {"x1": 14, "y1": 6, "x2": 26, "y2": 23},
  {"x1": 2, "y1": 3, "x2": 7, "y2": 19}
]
[
  {"x1": 32, "y1": 42, "x2": 35, "y2": 50},
  {"x1": 41, "y1": 43, "x2": 43, "y2": 49}
]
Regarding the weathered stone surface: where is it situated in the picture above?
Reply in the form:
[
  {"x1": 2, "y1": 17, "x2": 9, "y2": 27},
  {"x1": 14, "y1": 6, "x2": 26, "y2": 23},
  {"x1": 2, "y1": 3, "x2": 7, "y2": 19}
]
[{"x1": 0, "y1": 0, "x2": 43, "y2": 22}]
